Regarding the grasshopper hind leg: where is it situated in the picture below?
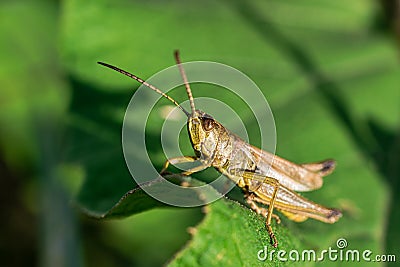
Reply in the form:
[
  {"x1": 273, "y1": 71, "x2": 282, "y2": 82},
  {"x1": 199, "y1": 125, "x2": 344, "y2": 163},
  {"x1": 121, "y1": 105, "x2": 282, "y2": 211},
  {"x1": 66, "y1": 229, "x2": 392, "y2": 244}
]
[
  {"x1": 239, "y1": 170, "x2": 282, "y2": 247},
  {"x1": 245, "y1": 193, "x2": 281, "y2": 224},
  {"x1": 245, "y1": 191, "x2": 280, "y2": 248}
]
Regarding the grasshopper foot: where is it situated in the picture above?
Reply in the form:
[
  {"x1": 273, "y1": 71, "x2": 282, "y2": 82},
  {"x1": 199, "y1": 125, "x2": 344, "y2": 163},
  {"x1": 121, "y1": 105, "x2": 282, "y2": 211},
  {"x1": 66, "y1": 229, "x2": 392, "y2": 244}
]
[
  {"x1": 266, "y1": 223, "x2": 278, "y2": 248},
  {"x1": 245, "y1": 193, "x2": 280, "y2": 247},
  {"x1": 272, "y1": 213, "x2": 281, "y2": 224}
]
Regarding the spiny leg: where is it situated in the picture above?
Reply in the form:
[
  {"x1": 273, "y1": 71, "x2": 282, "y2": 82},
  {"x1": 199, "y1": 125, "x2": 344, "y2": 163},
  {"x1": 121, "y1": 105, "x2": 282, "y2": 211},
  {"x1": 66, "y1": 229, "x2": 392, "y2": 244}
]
[
  {"x1": 265, "y1": 184, "x2": 279, "y2": 248},
  {"x1": 247, "y1": 192, "x2": 307, "y2": 223},
  {"x1": 248, "y1": 182, "x2": 342, "y2": 224},
  {"x1": 239, "y1": 170, "x2": 281, "y2": 247},
  {"x1": 181, "y1": 163, "x2": 211, "y2": 176},
  {"x1": 160, "y1": 156, "x2": 210, "y2": 176},
  {"x1": 245, "y1": 193, "x2": 281, "y2": 224},
  {"x1": 160, "y1": 156, "x2": 196, "y2": 174}
]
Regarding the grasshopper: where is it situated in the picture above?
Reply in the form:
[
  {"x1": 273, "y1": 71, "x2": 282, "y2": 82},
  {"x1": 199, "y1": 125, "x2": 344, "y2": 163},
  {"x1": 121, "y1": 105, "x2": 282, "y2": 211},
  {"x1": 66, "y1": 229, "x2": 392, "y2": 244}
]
[{"x1": 98, "y1": 51, "x2": 342, "y2": 247}]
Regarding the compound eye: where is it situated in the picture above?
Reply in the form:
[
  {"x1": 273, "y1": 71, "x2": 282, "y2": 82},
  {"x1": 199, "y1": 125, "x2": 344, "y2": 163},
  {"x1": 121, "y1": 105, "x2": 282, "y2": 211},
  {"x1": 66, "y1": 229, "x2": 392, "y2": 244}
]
[{"x1": 202, "y1": 118, "x2": 215, "y2": 131}]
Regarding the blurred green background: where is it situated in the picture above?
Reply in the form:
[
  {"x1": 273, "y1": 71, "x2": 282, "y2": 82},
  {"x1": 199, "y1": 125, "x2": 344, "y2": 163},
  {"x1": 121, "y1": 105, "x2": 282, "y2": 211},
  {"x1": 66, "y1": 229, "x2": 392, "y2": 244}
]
[{"x1": 1, "y1": 0, "x2": 399, "y2": 266}]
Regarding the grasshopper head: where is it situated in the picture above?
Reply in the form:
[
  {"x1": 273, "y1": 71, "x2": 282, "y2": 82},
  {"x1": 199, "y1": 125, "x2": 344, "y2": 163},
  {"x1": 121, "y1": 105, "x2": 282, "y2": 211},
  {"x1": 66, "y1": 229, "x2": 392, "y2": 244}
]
[{"x1": 188, "y1": 110, "x2": 221, "y2": 158}]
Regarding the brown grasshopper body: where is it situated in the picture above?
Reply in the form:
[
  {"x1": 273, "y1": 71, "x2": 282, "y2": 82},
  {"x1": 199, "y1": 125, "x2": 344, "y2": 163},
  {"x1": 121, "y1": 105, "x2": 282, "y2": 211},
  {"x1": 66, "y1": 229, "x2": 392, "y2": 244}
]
[{"x1": 98, "y1": 51, "x2": 342, "y2": 247}]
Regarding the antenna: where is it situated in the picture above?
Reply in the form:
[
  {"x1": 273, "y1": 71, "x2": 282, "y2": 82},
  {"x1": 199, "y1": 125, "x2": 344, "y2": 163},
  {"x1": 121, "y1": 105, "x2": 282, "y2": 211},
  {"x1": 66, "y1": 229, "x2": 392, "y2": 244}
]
[
  {"x1": 97, "y1": 61, "x2": 190, "y2": 117},
  {"x1": 174, "y1": 50, "x2": 196, "y2": 115}
]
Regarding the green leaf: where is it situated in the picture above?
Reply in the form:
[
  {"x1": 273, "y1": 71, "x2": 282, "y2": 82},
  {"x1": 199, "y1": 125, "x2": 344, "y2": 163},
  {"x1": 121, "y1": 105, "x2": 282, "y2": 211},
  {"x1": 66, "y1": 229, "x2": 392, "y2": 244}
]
[
  {"x1": 81, "y1": 176, "x2": 213, "y2": 219},
  {"x1": 2, "y1": 0, "x2": 398, "y2": 266},
  {"x1": 169, "y1": 198, "x2": 302, "y2": 267},
  {"x1": 65, "y1": 79, "x2": 135, "y2": 214},
  {"x1": 79, "y1": 178, "x2": 167, "y2": 219},
  {"x1": 88, "y1": 176, "x2": 303, "y2": 266},
  {"x1": 60, "y1": 0, "x2": 399, "y2": 266}
]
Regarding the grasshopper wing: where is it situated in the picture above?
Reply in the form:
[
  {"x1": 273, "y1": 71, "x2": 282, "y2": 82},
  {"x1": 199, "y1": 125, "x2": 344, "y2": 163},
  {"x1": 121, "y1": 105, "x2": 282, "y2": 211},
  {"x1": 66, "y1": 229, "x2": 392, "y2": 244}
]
[{"x1": 249, "y1": 145, "x2": 335, "y2": 192}]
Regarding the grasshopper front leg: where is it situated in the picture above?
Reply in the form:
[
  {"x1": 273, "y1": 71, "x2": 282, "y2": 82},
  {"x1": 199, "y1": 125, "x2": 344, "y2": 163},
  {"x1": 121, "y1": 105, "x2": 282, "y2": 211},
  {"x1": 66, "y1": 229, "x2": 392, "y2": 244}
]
[{"x1": 161, "y1": 156, "x2": 211, "y2": 176}]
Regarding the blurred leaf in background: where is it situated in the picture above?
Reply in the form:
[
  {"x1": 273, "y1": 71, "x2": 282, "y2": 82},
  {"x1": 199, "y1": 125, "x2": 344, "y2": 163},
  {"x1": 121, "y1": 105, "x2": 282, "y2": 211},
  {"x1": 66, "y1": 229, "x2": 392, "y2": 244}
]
[{"x1": 1, "y1": 0, "x2": 399, "y2": 266}]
